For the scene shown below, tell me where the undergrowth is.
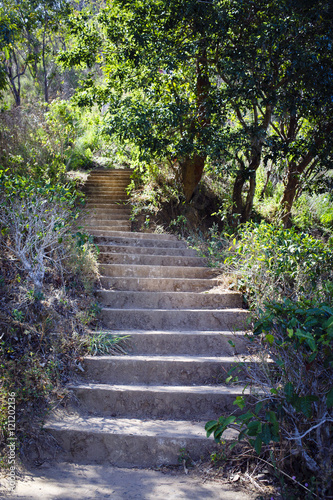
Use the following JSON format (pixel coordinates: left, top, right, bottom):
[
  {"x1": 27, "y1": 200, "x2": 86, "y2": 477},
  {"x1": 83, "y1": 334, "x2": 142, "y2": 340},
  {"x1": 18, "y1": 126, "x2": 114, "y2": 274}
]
[
  {"x1": 0, "y1": 170, "x2": 126, "y2": 467},
  {"x1": 200, "y1": 221, "x2": 333, "y2": 498}
]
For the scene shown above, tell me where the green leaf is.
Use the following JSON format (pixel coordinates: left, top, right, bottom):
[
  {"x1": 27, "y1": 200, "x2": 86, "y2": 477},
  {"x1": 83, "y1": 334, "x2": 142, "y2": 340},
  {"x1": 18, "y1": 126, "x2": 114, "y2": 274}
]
[
  {"x1": 205, "y1": 420, "x2": 217, "y2": 437},
  {"x1": 221, "y1": 415, "x2": 237, "y2": 427},
  {"x1": 233, "y1": 396, "x2": 246, "y2": 409},
  {"x1": 261, "y1": 423, "x2": 272, "y2": 444},
  {"x1": 266, "y1": 411, "x2": 277, "y2": 424},
  {"x1": 326, "y1": 388, "x2": 333, "y2": 408},
  {"x1": 214, "y1": 427, "x2": 225, "y2": 442},
  {"x1": 284, "y1": 382, "x2": 294, "y2": 402},
  {"x1": 254, "y1": 436, "x2": 262, "y2": 454},
  {"x1": 298, "y1": 396, "x2": 318, "y2": 418},
  {"x1": 255, "y1": 401, "x2": 263, "y2": 415},
  {"x1": 247, "y1": 420, "x2": 261, "y2": 436},
  {"x1": 265, "y1": 334, "x2": 274, "y2": 345}
]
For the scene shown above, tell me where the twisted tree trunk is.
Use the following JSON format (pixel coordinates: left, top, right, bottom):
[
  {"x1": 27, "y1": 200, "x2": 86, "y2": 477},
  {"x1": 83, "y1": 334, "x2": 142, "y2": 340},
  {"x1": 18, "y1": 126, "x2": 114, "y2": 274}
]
[{"x1": 181, "y1": 48, "x2": 210, "y2": 201}]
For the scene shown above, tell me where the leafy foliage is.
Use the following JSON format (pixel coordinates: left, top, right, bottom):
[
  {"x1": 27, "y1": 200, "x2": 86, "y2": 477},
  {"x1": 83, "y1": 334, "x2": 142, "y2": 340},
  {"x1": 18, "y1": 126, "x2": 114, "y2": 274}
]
[
  {"x1": 0, "y1": 169, "x2": 81, "y2": 292},
  {"x1": 58, "y1": 0, "x2": 333, "y2": 222},
  {"x1": 206, "y1": 299, "x2": 333, "y2": 496},
  {"x1": 224, "y1": 221, "x2": 333, "y2": 307}
]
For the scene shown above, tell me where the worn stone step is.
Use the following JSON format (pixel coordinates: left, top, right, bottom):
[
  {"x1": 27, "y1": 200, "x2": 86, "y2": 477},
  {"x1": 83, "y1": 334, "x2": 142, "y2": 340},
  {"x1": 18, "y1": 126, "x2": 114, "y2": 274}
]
[
  {"x1": 94, "y1": 235, "x2": 187, "y2": 249},
  {"x1": 83, "y1": 355, "x2": 249, "y2": 385},
  {"x1": 44, "y1": 415, "x2": 234, "y2": 467},
  {"x1": 85, "y1": 206, "x2": 131, "y2": 212},
  {"x1": 97, "y1": 244, "x2": 198, "y2": 257},
  {"x1": 86, "y1": 224, "x2": 131, "y2": 232},
  {"x1": 86, "y1": 175, "x2": 130, "y2": 180},
  {"x1": 92, "y1": 230, "x2": 178, "y2": 242},
  {"x1": 100, "y1": 276, "x2": 221, "y2": 291},
  {"x1": 85, "y1": 182, "x2": 129, "y2": 186},
  {"x1": 86, "y1": 194, "x2": 129, "y2": 198},
  {"x1": 97, "y1": 253, "x2": 206, "y2": 267},
  {"x1": 85, "y1": 203, "x2": 131, "y2": 210},
  {"x1": 85, "y1": 210, "x2": 132, "y2": 219},
  {"x1": 85, "y1": 181, "x2": 129, "y2": 186},
  {"x1": 89, "y1": 169, "x2": 132, "y2": 174},
  {"x1": 83, "y1": 188, "x2": 127, "y2": 193},
  {"x1": 121, "y1": 330, "x2": 249, "y2": 355},
  {"x1": 85, "y1": 215, "x2": 130, "y2": 223},
  {"x1": 85, "y1": 189, "x2": 129, "y2": 195},
  {"x1": 100, "y1": 307, "x2": 247, "y2": 330},
  {"x1": 85, "y1": 193, "x2": 129, "y2": 199},
  {"x1": 87, "y1": 196, "x2": 129, "y2": 202},
  {"x1": 84, "y1": 218, "x2": 130, "y2": 226},
  {"x1": 86, "y1": 185, "x2": 129, "y2": 189},
  {"x1": 69, "y1": 383, "x2": 249, "y2": 420},
  {"x1": 85, "y1": 211, "x2": 131, "y2": 218},
  {"x1": 100, "y1": 264, "x2": 215, "y2": 279},
  {"x1": 92, "y1": 226, "x2": 131, "y2": 232},
  {"x1": 97, "y1": 290, "x2": 242, "y2": 309},
  {"x1": 52, "y1": 329, "x2": 249, "y2": 356},
  {"x1": 83, "y1": 181, "x2": 128, "y2": 189}
]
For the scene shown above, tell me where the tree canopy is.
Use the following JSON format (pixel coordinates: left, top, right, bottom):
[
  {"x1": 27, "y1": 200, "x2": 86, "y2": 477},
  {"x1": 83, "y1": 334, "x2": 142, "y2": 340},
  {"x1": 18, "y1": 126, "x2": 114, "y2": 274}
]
[{"x1": 57, "y1": 0, "x2": 333, "y2": 224}]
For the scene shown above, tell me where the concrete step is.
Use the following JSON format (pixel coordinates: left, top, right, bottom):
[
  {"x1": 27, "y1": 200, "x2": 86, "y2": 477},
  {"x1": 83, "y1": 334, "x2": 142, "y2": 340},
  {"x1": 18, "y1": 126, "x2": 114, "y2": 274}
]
[
  {"x1": 88, "y1": 171, "x2": 131, "y2": 175},
  {"x1": 121, "y1": 330, "x2": 249, "y2": 355},
  {"x1": 100, "y1": 276, "x2": 221, "y2": 291},
  {"x1": 94, "y1": 235, "x2": 187, "y2": 249},
  {"x1": 85, "y1": 203, "x2": 131, "y2": 210},
  {"x1": 97, "y1": 290, "x2": 242, "y2": 309},
  {"x1": 44, "y1": 415, "x2": 235, "y2": 467},
  {"x1": 85, "y1": 179, "x2": 130, "y2": 184},
  {"x1": 87, "y1": 196, "x2": 129, "y2": 202},
  {"x1": 92, "y1": 230, "x2": 178, "y2": 242},
  {"x1": 85, "y1": 210, "x2": 132, "y2": 218},
  {"x1": 86, "y1": 224, "x2": 131, "y2": 232},
  {"x1": 97, "y1": 244, "x2": 198, "y2": 257},
  {"x1": 85, "y1": 189, "x2": 129, "y2": 195},
  {"x1": 97, "y1": 253, "x2": 206, "y2": 267},
  {"x1": 69, "y1": 383, "x2": 250, "y2": 420},
  {"x1": 85, "y1": 215, "x2": 130, "y2": 222},
  {"x1": 100, "y1": 307, "x2": 248, "y2": 330},
  {"x1": 83, "y1": 354, "x2": 250, "y2": 385},
  {"x1": 85, "y1": 181, "x2": 129, "y2": 186},
  {"x1": 92, "y1": 228, "x2": 131, "y2": 234},
  {"x1": 85, "y1": 185, "x2": 130, "y2": 191},
  {"x1": 85, "y1": 193, "x2": 129, "y2": 199},
  {"x1": 84, "y1": 219, "x2": 130, "y2": 227},
  {"x1": 88, "y1": 172, "x2": 132, "y2": 178},
  {"x1": 85, "y1": 203, "x2": 131, "y2": 209},
  {"x1": 100, "y1": 264, "x2": 215, "y2": 279}
]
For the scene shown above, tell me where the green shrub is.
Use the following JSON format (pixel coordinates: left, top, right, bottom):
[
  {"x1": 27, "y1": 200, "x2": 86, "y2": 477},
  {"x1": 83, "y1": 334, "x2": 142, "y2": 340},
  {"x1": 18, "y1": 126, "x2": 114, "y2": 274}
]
[
  {"x1": 292, "y1": 193, "x2": 333, "y2": 233},
  {"x1": 224, "y1": 222, "x2": 333, "y2": 308},
  {"x1": 0, "y1": 169, "x2": 82, "y2": 293},
  {"x1": 206, "y1": 299, "x2": 333, "y2": 497}
]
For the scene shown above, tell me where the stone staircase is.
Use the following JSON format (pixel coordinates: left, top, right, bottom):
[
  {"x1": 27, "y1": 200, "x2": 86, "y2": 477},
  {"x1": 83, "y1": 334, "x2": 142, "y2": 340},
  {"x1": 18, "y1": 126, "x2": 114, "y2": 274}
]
[{"x1": 45, "y1": 169, "x2": 250, "y2": 467}]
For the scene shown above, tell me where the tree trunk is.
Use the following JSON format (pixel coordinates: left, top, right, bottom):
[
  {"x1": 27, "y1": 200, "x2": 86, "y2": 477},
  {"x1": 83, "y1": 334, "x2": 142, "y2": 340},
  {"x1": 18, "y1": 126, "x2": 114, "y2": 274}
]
[
  {"x1": 181, "y1": 154, "x2": 206, "y2": 201},
  {"x1": 181, "y1": 47, "x2": 210, "y2": 201},
  {"x1": 259, "y1": 169, "x2": 271, "y2": 201},
  {"x1": 281, "y1": 123, "x2": 333, "y2": 227},
  {"x1": 232, "y1": 168, "x2": 246, "y2": 223},
  {"x1": 232, "y1": 152, "x2": 260, "y2": 224},
  {"x1": 231, "y1": 104, "x2": 272, "y2": 224},
  {"x1": 243, "y1": 171, "x2": 256, "y2": 222},
  {"x1": 281, "y1": 163, "x2": 301, "y2": 228}
]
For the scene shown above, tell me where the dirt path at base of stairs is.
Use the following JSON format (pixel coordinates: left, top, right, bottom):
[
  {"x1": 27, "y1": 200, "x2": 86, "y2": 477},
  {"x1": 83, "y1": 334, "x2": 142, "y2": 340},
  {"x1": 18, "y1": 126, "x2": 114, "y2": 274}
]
[{"x1": 3, "y1": 463, "x2": 257, "y2": 499}]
